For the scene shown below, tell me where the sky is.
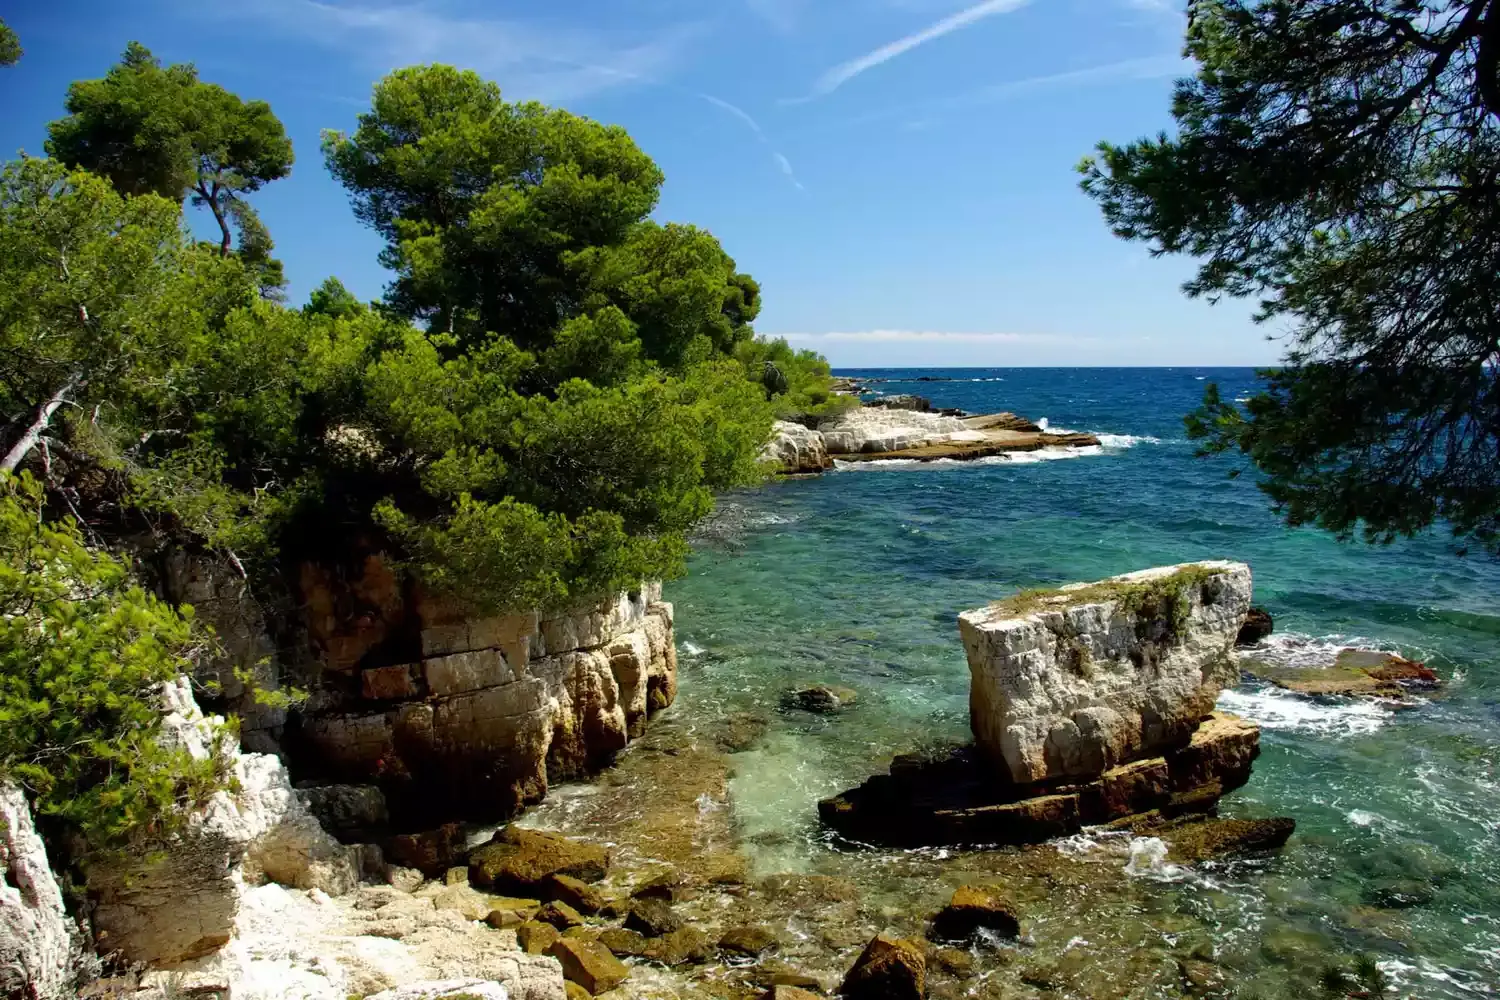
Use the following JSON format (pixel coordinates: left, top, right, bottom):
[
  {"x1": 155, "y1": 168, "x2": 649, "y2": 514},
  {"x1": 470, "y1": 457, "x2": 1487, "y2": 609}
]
[{"x1": 0, "y1": 0, "x2": 1282, "y2": 367}]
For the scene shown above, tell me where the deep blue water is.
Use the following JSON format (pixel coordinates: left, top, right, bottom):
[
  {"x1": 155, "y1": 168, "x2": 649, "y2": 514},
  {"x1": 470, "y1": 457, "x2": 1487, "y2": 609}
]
[{"x1": 658, "y1": 368, "x2": 1500, "y2": 997}]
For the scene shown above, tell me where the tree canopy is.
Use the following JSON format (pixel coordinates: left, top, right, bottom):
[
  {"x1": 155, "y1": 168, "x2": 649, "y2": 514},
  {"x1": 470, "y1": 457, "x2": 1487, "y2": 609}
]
[
  {"x1": 0, "y1": 18, "x2": 21, "y2": 66},
  {"x1": 47, "y1": 42, "x2": 293, "y2": 292},
  {"x1": 1081, "y1": 0, "x2": 1500, "y2": 553}
]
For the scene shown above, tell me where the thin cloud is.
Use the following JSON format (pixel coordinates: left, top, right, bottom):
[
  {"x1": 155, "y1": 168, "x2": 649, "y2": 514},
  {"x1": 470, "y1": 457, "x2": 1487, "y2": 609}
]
[
  {"x1": 700, "y1": 93, "x2": 805, "y2": 192},
  {"x1": 233, "y1": 0, "x2": 700, "y2": 102},
  {"x1": 780, "y1": 330, "x2": 1092, "y2": 343},
  {"x1": 805, "y1": 0, "x2": 1032, "y2": 99}
]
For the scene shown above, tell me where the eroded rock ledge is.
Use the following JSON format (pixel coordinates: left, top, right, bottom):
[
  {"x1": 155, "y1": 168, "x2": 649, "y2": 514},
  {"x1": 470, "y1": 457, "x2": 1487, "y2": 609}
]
[
  {"x1": 821, "y1": 563, "x2": 1293, "y2": 849},
  {"x1": 290, "y1": 578, "x2": 677, "y2": 828}
]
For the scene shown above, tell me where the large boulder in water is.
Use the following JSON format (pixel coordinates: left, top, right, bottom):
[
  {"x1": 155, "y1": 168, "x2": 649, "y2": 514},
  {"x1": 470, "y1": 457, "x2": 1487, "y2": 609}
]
[
  {"x1": 840, "y1": 932, "x2": 926, "y2": 1000},
  {"x1": 958, "y1": 562, "x2": 1252, "y2": 785}
]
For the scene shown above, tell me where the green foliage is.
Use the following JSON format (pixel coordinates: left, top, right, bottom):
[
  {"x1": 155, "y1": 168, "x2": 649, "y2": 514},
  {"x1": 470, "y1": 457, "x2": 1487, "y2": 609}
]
[
  {"x1": 995, "y1": 564, "x2": 1222, "y2": 643},
  {"x1": 0, "y1": 473, "x2": 231, "y2": 855},
  {"x1": 1081, "y1": 0, "x2": 1500, "y2": 554},
  {"x1": 735, "y1": 336, "x2": 857, "y2": 421},
  {"x1": 47, "y1": 42, "x2": 293, "y2": 262},
  {"x1": 304, "y1": 276, "x2": 367, "y2": 319},
  {"x1": 0, "y1": 17, "x2": 21, "y2": 66}
]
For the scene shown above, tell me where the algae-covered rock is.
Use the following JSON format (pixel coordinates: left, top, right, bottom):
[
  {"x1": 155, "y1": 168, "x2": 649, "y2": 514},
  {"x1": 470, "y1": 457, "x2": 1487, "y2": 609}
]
[
  {"x1": 518, "y1": 920, "x2": 561, "y2": 954},
  {"x1": 930, "y1": 885, "x2": 1021, "y2": 940},
  {"x1": 781, "y1": 685, "x2": 858, "y2": 714},
  {"x1": 624, "y1": 897, "x2": 683, "y2": 937},
  {"x1": 540, "y1": 873, "x2": 605, "y2": 915},
  {"x1": 720, "y1": 923, "x2": 779, "y2": 957},
  {"x1": 598, "y1": 926, "x2": 650, "y2": 957},
  {"x1": 760, "y1": 987, "x2": 822, "y2": 1000},
  {"x1": 536, "y1": 900, "x2": 585, "y2": 930},
  {"x1": 840, "y1": 932, "x2": 926, "y2": 1000},
  {"x1": 1244, "y1": 648, "x2": 1440, "y2": 697},
  {"x1": 470, "y1": 825, "x2": 608, "y2": 893},
  {"x1": 645, "y1": 926, "x2": 714, "y2": 966},
  {"x1": 547, "y1": 936, "x2": 630, "y2": 993}
]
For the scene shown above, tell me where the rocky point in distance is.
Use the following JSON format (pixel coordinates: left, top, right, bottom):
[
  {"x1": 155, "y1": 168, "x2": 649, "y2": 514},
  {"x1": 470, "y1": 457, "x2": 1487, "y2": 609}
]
[
  {"x1": 761, "y1": 384, "x2": 1100, "y2": 474},
  {"x1": 821, "y1": 561, "x2": 1297, "y2": 857}
]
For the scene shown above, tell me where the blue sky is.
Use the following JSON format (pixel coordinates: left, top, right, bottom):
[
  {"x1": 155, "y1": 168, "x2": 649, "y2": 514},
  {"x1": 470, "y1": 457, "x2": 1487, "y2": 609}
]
[{"x1": 0, "y1": 0, "x2": 1280, "y2": 366}]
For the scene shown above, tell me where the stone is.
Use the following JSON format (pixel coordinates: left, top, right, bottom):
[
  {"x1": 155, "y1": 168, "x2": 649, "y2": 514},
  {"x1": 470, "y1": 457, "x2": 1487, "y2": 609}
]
[
  {"x1": 716, "y1": 712, "x2": 770, "y2": 753},
  {"x1": 1, "y1": 782, "x2": 81, "y2": 1000},
  {"x1": 362, "y1": 663, "x2": 419, "y2": 700},
  {"x1": 926, "y1": 945, "x2": 975, "y2": 978},
  {"x1": 518, "y1": 921, "x2": 562, "y2": 955},
  {"x1": 546, "y1": 937, "x2": 630, "y2": 994},
  {"x1": 471, "y1": 826, "x2": 609, "y2": 894},
  {"x1": 780, "y1": 685, "x2": 858, "y2": 714},
  {"x1": 388, "y1": 866, "x2": 426, "y2": 893},
  {"x1": 719, "y1": 924, "x2": 779, "y2": 957},
  {"x1": 597, "y1": 927, "x2": 650, "y2": 957},
  {"x1": 1236, "y1": 607, "x2": 1274, "y2": 646},
  {"x1": 1244, "y1": 648, "x2": 1441, "y2": 698},
  {"x1": 930, "y1": 885, "x2": 1021, "y2": 940},
  {"x1": 760, "y1": 420, "x2": 834, "y2": 474},
  {"x1": 760, "y1": 989, "x2": 822, "y2": 1000},
  {"x1": 840, "y1": 932, "x2": 926, "y2": 1000},
  {"x1": 624, "y1": 897, "x2": 683, "y2": 937},
  {"x1": 432, "y1": 884, "x2": 496, "y2": 921},
  {"x1": 959, "y1": 562, "x2": 1252, "y2": 784},
  {"x1": 446, "y1": 866, "x2": 471, "y2": 886},
  {"x1": 386, "y1": 823, "x2": 470, "y2": 878},
  {"x1": 749, "y1": 962, "x2": 826, "y2": 992},
  {"x1": 366, "y1": 980, "x2": 510, "y2": 1000},
  {"x1": 1124, "y1": 814, "x2": 1297, "y2": 861},
  {"x1": 536, "y1": 900, "x2": 585, "y2": 930},
  {"x1": 298, "y1": 783, "x2": 389, "y2": 840},
  {"x1": 630, "y1": 870, "x2": 692, "y2": 902},
  {"x1": 541, "y1": 873, "x2": 605, "y2": 915},
  {"x1": 89, "y1": 679, "x2": 359, "y2": 967},
  {"x1": 820, "y1": 712, "x2": 1261, "y2": 847},
  {"x1": 564, "y1": 982, "x2": 591, "y2": 1000},
  {"x1": 644, "y1": 926, "x2": 713, "y2": 966}
]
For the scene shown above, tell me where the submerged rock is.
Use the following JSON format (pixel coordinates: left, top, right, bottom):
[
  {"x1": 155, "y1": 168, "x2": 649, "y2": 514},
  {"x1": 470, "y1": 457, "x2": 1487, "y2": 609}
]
[
  {"x1": 1244, "y1": 648, "x2": 1440, "y2": 698},
  {"x1": 719, "y1": 924, "x2": 780, "y2": 957},
  {"x1": 930, "y1": 885, "x2": 1021, "y2": 941},
  {"x1": 781, "y1": 684, "x2": 858, "y2": 714},
  {"x1": 961, "y1": 562, "x2": 1252, "y2": 785},
  {"x1": 624, "y1": 897, "x2": 683, "y2": 937},
  {"x1": 597, "y1": 926, "x2": 649, "y2": 957},
  {"x1": 469, "y1": 826, "x2": 609, "y2": 894},
  {"x1": 840, "y1": 932, "x2": 926, "y2": 1000},
  {"x1": 1121, "y1": 813, "x2": 1297, "y2": 861},
  {"x1": 644, "y1": 926, "x2": 714, "y2": 966},
  {"x1": 760, "y1": 987, "x2": 822, "y2": 1000},
  {"x1": 1236, "y1": 607, "x2": 1274, "y2": 646}
]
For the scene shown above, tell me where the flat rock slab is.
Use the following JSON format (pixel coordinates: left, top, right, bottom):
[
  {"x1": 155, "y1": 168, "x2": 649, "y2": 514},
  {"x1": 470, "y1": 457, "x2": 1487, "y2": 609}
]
[
  {"x1": 1243, "y1": 648, "x2": 1440, "y2": 698},
  {"x1": 818, "y1": 712, "x2": 1260, "y2": 848},
  {"x1": 835, "y1": 428, "x2": 1099, "y2": 463}
]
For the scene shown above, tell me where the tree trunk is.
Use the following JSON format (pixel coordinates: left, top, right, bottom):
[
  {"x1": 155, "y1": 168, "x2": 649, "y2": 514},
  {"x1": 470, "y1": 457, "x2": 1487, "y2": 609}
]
[
  {"x1": 197, "y1": 181, "x2": 233, "y2": 257},
  {"x1": 2, "y1": 374, "x2": 79, "y2": 474},
  {"x1": 1479, "y1": 0, "x2": 1500, "y2": 121}
]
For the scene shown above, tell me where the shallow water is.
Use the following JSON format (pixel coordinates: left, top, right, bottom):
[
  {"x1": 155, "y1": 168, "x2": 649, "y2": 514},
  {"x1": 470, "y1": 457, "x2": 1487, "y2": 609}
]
[{"x1": 570, "y1": 368, "x2": 1500, "y2": 997}]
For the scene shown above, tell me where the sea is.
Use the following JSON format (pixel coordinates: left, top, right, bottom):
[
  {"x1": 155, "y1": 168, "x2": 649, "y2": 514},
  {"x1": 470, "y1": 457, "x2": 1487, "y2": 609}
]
[{"x1": 571, "y1": 368, "x2": 1500, "y2": 997}]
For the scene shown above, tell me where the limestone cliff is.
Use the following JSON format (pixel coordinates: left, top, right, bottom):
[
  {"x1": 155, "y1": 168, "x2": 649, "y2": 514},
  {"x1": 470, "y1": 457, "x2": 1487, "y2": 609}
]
[
  {"x1": 290, "y1": 572, "x2": 677, "y2": 828},
  {"x1": 1, "y1": 782, "x2": 87, "y2": 1000}
]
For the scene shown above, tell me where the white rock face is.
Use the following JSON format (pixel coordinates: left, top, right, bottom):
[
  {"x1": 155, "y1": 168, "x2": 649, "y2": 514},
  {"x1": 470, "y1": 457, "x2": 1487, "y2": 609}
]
[
  {"x1": 1, "y1": 782, "x2": 82, "y2": 1000},
  {"x1": 819, "y1": 407, "x2": 971, "y2": 454},
  {"x1": 959, "y1": 562, "x2": 1252, "y2": 785},
  {"x1": 91, "y1": 679, "x2": 361, "y2": 966},
  {"x1": 139, "y1": 882, "x2": 565, "y2": 1000},
  {"x1": 760, "y1": 419, "x2": 832, "y2": 473},
  {"x1": 368, "y1": 981, "x2": 509, "y2": 1000}
]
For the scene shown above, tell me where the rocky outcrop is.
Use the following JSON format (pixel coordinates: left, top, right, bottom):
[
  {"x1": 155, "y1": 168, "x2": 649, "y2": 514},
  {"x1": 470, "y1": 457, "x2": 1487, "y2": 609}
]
[
  {"x1": 960, "y1": 562, "x2": 1252, "y2": 784},
  {"x1": 761, "y1": 420, "x2": 833, "y2": 474},
  {"x1": 929, "y1": 885, "x2": 1020, "y2": 941},
  {"x1": 90, "y1": 679, "x2": 361, "y2": 966},
  {"x1": 819, "y1": 712, "x2": 1263, "y2": 847},
  {"x1": 1242, "y1": 647, "x2": 1440, "y2": 698},
  {"x1": 292, "y1": 578, "x2": 677, "y2": 827},
  {"x1": 1, "y1": 782, "x2": 84, "y2": 1000},
  {"x1": 1236, "y1": 606, "x2": 1274, "y2": 646},
  {"x1": 821, "y1": 563, "x2": 1284, "y2": 850},
  {"x1": 820, "y1": 407, "x2": 973, "y2": 454}
]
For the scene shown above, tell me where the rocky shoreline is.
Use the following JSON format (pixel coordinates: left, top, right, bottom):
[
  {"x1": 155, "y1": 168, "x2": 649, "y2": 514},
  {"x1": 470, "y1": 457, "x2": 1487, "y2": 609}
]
[{"x1": 761, "y1": 395, "x2": 1100, "y2": 474}]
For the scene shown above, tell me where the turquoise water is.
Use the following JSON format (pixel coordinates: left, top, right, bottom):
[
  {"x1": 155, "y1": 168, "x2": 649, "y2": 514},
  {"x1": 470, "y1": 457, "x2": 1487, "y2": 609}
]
[{"x1": 665, "y1": 368, "x2": 1500, "y2": 997}]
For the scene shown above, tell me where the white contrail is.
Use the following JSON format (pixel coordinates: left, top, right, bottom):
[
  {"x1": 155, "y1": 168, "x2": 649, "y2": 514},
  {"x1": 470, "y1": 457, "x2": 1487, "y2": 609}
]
[{"x1": 809, "y1": 0, "x2": 1031, "y2": 97}]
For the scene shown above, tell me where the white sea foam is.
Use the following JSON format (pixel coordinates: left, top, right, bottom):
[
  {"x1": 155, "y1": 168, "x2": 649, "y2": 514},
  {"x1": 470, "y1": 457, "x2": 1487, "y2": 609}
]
[
  {"x1": 1050, "y1": 426, "x2": 1163, "y2": 449},
  {"x1": 681, "y1": 641, "x2": 706, "y2": 657},
  {"x1": 1216, "y1": 686, "x2": 1391, "y2": 735},
  {"x1": 1124, "y1": 837, "x2": 1191, "y2": 881},
  {"x1": 1235, "y1": 631, "x2": 1398, "y2": 670}
]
